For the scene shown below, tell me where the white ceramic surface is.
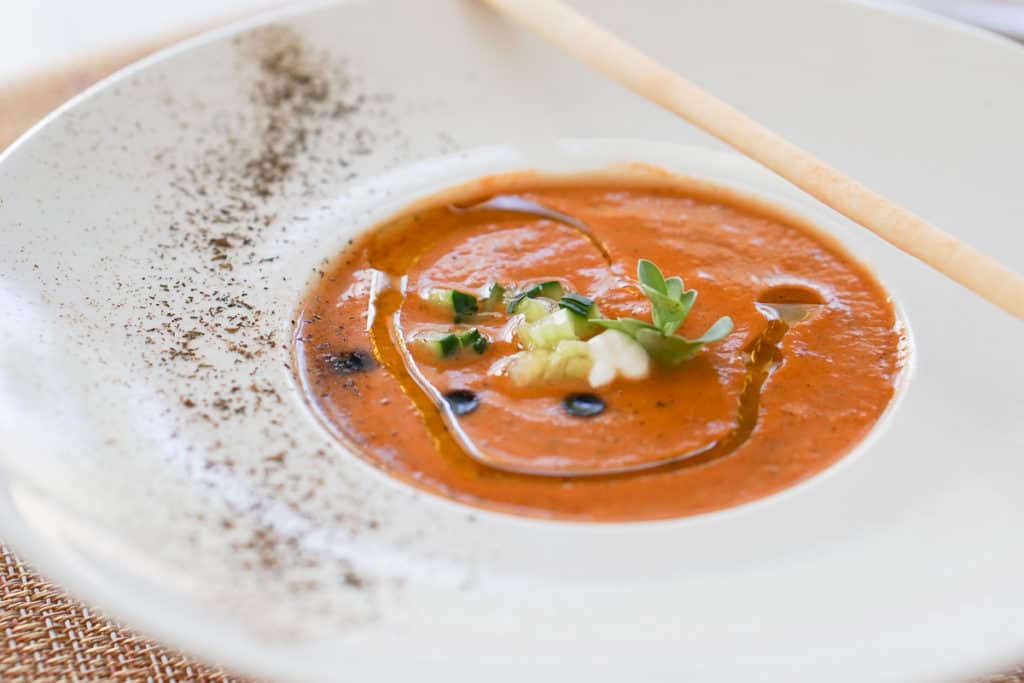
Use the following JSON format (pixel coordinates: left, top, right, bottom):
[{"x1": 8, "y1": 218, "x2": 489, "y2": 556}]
[{"x1": 1, "y1": 2, "x2": 1023, "y2": 682}]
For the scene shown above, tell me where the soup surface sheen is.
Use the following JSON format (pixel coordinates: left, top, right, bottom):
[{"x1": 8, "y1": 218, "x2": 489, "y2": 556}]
[{"x1": 294, "y1": 175, "x2": 902, "y2": 521}]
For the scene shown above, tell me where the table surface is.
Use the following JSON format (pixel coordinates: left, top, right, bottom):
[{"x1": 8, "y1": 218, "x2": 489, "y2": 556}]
[{"x1": 1, "y1": 7, "x2": 1022, "y2": 683}]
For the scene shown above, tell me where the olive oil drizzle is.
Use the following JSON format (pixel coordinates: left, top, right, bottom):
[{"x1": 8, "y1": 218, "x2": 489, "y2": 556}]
[
  {"x1": 451, "y1": 194, "x2": 612, "y2": 261},
  {"x1": 365, "y1": 196, "x2": 816, "y2": 480}
]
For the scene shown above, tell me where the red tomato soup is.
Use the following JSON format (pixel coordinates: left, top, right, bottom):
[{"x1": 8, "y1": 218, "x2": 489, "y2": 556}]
[{"x1": 293, "y1": 173, "x2": 903, "y2": 521}]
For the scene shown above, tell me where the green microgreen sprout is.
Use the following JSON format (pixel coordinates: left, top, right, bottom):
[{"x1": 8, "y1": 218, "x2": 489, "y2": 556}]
[{"x1": 590, "y1": 259, "x2": 733, "y2": 364}]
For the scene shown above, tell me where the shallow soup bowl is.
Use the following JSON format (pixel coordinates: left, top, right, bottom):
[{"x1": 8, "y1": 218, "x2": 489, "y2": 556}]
[{"x1": 0, "y1": 1, "x2": 1023, "y2": 682}]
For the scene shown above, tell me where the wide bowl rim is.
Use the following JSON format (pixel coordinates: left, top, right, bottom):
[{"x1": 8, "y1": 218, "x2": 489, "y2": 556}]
[{"x1": 1, "y1": 2, "x2": 1022, "y2": 682}]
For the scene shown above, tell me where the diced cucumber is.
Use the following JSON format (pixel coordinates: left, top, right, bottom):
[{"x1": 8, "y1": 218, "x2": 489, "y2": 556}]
[
  {"x1": 510, "y1": 329, "x2": 653, "y2": 388},
  {"x1": 537, "y1": 281, "x2": 565, "y2": 300},
  {"x1": 543, "y1": 341, "x2": 590, "y2": 382},
  {"x1": 569, "y1": 308, "x2": 601, "y2": 339},
  {"x1": 481, "y1": 283, "x2": 506, "y2": 311},
  {"x1": 458, "y1": 328, "x2": 489, "y2": 354},
  {"x1": 564, "y1": 356, "x2": 592, "y2": 380},
  {"x1": 451, "y1": 291, "x2": 479, "y2": 321},
  {"x1": 554, "y1": 340, "x2": 592, "y2": 380},
  {"x1": 413, "y1": 332, "x2": 461, "y2": 359},
  {"x1": 425, "y1": 289, "x2": 479, "y2": 322},
  {"x1": 505, "y1": 281, "x2": 565, "y2": 314},
  {"x1": 512, "y1": 296, "x2": 557, "y2": 323},
  {"x1": 517, "y1": 308, "x2": 574, "y2": 349},
  {"x1": 542, "y1": 351, "x2": 570, "y2": 382},
  {"x1": 517, "y1": 308, "x2": 601, "y2": 350},
  {"x1": 426, "y1": 289, "x2": 450, "y2": 309},
  {"x1": 412, "y1": 328, "x2": 489, "y2": 359},
  {"x1": 559, "y1": 293, "x2": 595, "y2": 317},
  {"x1": 507, "y1": 349, "x2": 551, "y2": 386},
  {"x1": 555, "y1": 339, "x2": 591, "y2": 357},
  {"x1": 558, "y1": 293, "x2": 602, "y2": 337},
  {"x1": 506, "y1": 340, "x2": 593, "y2": 386}
]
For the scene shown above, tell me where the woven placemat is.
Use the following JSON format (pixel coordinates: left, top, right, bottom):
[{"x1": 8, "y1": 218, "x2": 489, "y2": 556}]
[
  {"x1": 0, "y1": 17, "x2": 1022, "y2": 683},
  {"x1": 0, "y1": 545, "x2": 243, "y2": 682}
]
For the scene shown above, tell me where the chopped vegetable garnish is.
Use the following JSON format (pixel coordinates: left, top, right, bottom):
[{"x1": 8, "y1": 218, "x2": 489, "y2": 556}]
[
  {"x1": 558, "y1": 292, "x2": 595, "y2": 317},
  {"x1": 413, "y1": 327, "x2": 489, "y2": 359},
  {"x1": 505, "y1": 280, "x2": 565, "y2": 314},
  {"x1": 506, "y1": 350, "x2": 549, "y2": 386},
  {"x1": 507, "y1": 339, "x2": 593, "y2": 386},
  {"x1": 506, "y1": 292, "x2": 529, "y2": 315},
  {"x1": 518, "y1": 307, "x2": 600, "y2": 349},
  {"x1": 537, "y1": 280, "x2": 565, "y2": 300},
  {"x1": 511, "y1": 296, "x2": 557, "y2": 322},
  {"x1": 458, "y1": 328, "x2": 489, "y2": 354},
  {"x1": 414, "y1": 332, "x2": 461, "y2": 359},
  {"x1": 451, "y1": 290, "x2": 479, "y2": 322},
  {"x1": 426, "y1": 288, "x2": 480, "y2": 322},
  {"x1": 481, "y1": 283, "x2": 506, "y2": 311},
  {"x1": 591, "y1": 259, "x2": 733, "y2": 365}
]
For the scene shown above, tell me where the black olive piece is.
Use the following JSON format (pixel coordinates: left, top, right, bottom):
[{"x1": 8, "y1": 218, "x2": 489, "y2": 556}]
[
  {"x1": 563, "y1": 393, "x2": 605, "y2": 417},
  {"x1": 443, "y1": 390, "x2": 479, "y2": 416},
  {"x1": 324, "y1": 350, "x2": 375, "y2": 375}
]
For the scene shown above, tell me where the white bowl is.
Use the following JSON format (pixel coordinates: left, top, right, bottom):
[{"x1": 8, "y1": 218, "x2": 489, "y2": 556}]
[{"x1": 1, "y1": 2, "x2": 1022, "y2": 681}]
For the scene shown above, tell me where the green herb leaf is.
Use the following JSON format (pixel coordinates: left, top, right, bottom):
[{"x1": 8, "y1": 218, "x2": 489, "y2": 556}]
[
  {"x1": 588, "y1": 259, "x2": 733, "y2": 365},
  {"x1": 633, "y1": 328, "x2": 704, "y2": 365},
  {"x1": 665, "y1": 276, "x2": 684, "y2": 301},
  {"x1": 689, "y1": 316, "x2": 734, "y2": 344},
  {"x1": 559, "y1": 293, "x2": 595, "y2": 317},
  {"x1": 590, "y1": 317, "x2": 659, "y2": 337},
  {"x1": 639, "y1": 283, "x2": 686, "y2": 333},
  {"x1": 637, "y1": 259, "x2": 667, "y2": 294},
  {"x1": 637, "y1": 260, "x2": 699, "y2": 335},
  {"x1": 654, "y1": 288, "x2": 697, "y2": 336},
  {"x1": 633, "y1": 317, "x2": 733, "y2": 364},
  {"x1": 676, "y1": 289, "x2": 697, "y2": 326}
]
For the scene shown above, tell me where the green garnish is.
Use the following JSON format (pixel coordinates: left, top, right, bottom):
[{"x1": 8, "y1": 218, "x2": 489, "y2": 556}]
[
  {"x1": 559, "y1": 293, "x2": 595, "y2": 318},
  {"x1": 414, "y1": 327, "x2": 489, "y2": 359},
  {"x1": 591, "y1": 259, "x2": 733, "y2": 365},
  {"x1": 506, "y1": 292, "x2": 530, "y2": 314},
  {"x1": 451, "y1": 290, "x2": 479, "y2": 322},
  {"x1": 507, "y1": 340, "x2": 592, "y2": 386},
  {"x1": 481, "y1": 283, "x2": 506, "y2": 311},
  {"x1": 505, "y1": 281, "x2": 564, "y2": 314},
  {"x1": 518, "y1": 309, "x2": 583, "y2": 349},
  {"x1": 512, "y1": 296, "x2": 557, "y2": 322},
  {"x1": 458, "y1": 328, "x2": 489, "y2": 354},
  {"x1": 417, "y1": 332, "x2": 461, "y2": 359},
  {"x1": 537, "y1": 280, "x2": 565, "y2": 300},
  {"x1": 426, "y1": 288, "x2": 480, "y2": 322}
]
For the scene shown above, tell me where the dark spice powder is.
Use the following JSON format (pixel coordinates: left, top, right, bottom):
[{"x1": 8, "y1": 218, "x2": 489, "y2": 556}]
[{"x1": 142, "y1": 25, "x2": 401, "y2": 599}]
